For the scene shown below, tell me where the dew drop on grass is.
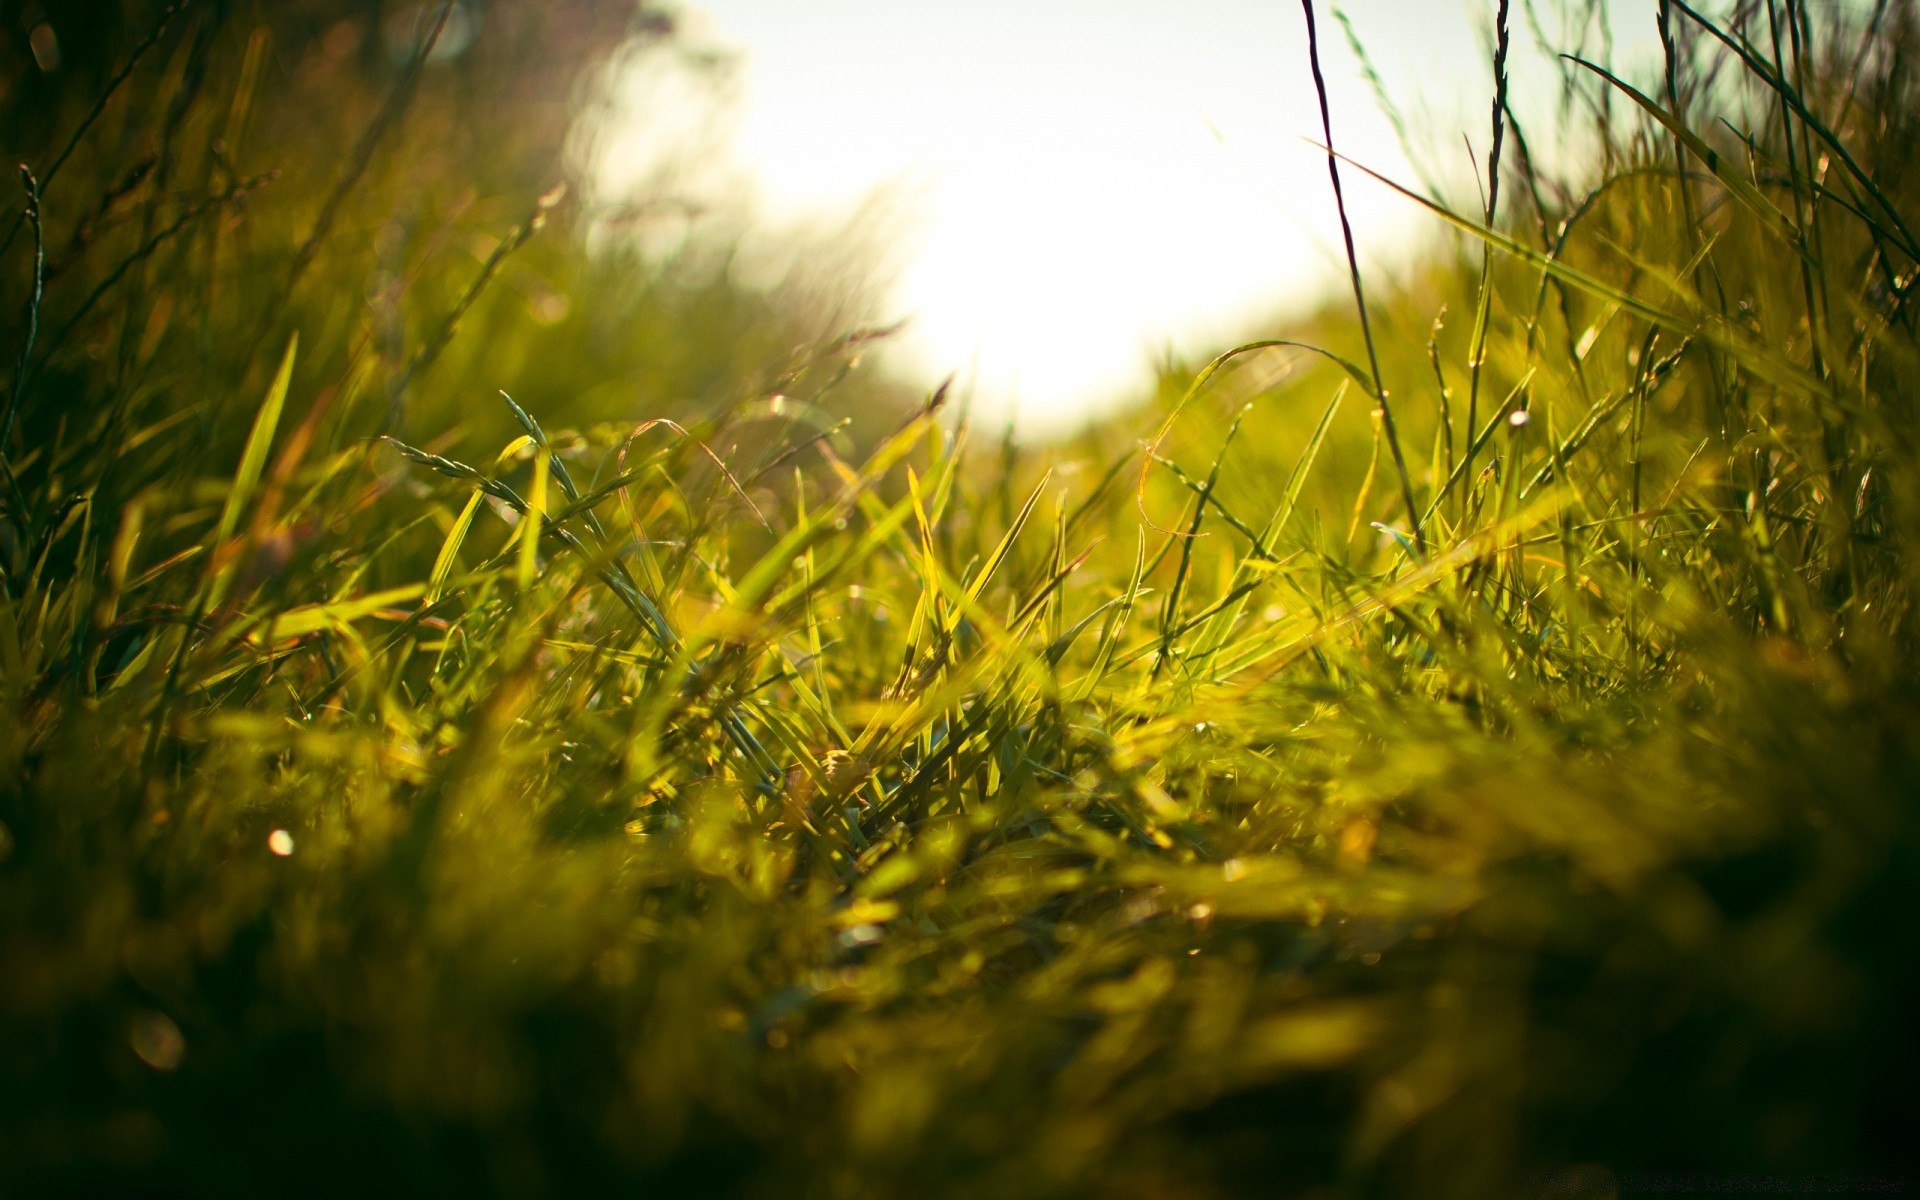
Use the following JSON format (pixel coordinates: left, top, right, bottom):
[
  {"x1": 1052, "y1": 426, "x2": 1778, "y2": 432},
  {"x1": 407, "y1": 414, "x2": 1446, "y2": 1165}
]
[
  {"x1": 267, "y1": 829, "x2": 295, "y2": 857},
  {"x1": 1509, "y1": 409, "x2": 1530, "y2": 427}
]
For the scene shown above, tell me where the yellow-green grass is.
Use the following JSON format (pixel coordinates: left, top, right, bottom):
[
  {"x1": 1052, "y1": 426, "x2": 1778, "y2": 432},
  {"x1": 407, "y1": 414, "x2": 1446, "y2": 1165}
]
[{"x1": 2, "y1": 2, "x2": 1916, "y2": 1196}]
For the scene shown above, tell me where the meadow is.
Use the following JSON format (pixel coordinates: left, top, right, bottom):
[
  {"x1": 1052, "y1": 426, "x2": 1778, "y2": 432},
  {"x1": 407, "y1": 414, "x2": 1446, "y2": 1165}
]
[{"x1": 1, "y1": 1, "x2": 1916, "y2": 1196}]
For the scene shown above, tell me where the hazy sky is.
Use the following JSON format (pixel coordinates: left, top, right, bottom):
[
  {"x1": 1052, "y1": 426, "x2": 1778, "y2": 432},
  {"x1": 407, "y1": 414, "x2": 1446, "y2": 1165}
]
[{"x1": 603, "y1": 1, "x2": 1664, "y2": 434}]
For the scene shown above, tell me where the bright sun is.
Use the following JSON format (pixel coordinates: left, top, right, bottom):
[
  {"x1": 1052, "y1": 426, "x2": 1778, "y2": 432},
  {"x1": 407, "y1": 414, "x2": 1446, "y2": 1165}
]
[{"x1": 599, "y1": 0, "x2": 1662, "y2": 435}]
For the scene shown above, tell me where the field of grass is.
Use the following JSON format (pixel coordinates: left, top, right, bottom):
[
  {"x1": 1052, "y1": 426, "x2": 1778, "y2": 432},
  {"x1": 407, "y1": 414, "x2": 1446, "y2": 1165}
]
[{"x1": 2, "y1": 1, "x2": 1917, "y2": 1196}]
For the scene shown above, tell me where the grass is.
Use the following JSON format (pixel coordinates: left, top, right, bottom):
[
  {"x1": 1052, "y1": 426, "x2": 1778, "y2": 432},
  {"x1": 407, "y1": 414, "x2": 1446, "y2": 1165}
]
[{"x1": 2, "y1": 1, "x2": 1917, "y2": 1196}]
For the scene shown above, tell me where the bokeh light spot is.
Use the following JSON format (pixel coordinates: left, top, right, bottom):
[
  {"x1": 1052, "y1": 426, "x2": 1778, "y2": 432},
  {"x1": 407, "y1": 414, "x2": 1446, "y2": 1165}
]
[{"x1": 129, "y1": 1011, "x2": 185, "y2": 1072}]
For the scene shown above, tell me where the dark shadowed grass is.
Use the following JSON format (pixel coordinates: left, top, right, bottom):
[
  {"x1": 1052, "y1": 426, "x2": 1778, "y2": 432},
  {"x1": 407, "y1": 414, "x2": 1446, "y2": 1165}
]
[{"x1": 2, "y1": 1, "x2": 1918, "y2": 1197}]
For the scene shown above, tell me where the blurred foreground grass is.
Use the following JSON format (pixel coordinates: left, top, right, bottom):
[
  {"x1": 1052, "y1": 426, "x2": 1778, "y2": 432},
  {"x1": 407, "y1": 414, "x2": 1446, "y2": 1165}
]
[{"x1": 2, "y1": 1, "x2": 1917, "y2": 1196}]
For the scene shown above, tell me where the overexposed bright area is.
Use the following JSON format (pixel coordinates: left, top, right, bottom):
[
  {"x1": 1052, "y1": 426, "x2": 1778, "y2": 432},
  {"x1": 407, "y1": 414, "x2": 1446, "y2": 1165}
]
[{"x1": 591, "y1": 1, "x2": 1664, "y2": 436}]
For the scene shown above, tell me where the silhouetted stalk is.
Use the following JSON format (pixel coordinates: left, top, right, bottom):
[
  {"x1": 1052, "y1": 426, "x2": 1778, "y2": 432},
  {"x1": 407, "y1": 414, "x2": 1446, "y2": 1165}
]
[
  {"x1": 2, "y1": 167, "x2": 44, "y2": 456},
  {"x1": 1766, "y1": 0, "x2": 1829, "y2": 383},
  {"x1": 1464, "y1": 0, "x2": 1512, "y2": 502},
  {"x1": 0, "y1": 3, "x2": 185, "y2": 260},
  {"x1": 1298, "y1": 0, "x2": 1423, "y2": 552}
]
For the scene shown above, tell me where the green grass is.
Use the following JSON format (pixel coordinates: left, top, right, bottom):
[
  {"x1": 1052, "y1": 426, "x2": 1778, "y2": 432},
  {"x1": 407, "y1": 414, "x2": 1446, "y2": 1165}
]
[{"x1": 2, "y1": 1, "x2": 1917, "y2": 1196}]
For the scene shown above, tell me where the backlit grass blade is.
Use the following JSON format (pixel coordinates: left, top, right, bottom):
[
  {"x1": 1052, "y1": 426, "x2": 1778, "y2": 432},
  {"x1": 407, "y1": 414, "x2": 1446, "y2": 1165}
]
[
  {"x1": 1334, "y1": 150, "x2": 1831, "y2": 402},
  {"x1": 214, "y1": 333, "x2": 298, "y2": 549},
  {"x1": 963, "y1": 470, "x2": 1049, "y2": 615},
  {"x1": 1189, "y1": 382, "x2": 1348, "y2": 668},
  {"x1": 1565, "y1": 56, "x2": 1797, "y2": 245},
  {"x1": 429, "y1": 488, "x2": 484, "y2": 603},
  {"x1": 255, "y1": 585, "x2": 428, "y2": 642},
  {"x1": 516, "y1": 450, "x2": 549, "y2": 592}
]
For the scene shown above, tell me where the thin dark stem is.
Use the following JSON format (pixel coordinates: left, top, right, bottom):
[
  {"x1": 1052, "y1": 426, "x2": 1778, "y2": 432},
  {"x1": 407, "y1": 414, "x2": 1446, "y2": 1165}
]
[
  {"x1": 0, "y1": 4, "x2": 185, "y2": 260},
  {"x1": 386, "y1": 185, "x2": 568, "y2": 428},
  {"x1": 1659, "y1": 0, "x2": 1740, "y2": 446},
  {"x1": 1766, "y1": 0, "x2": 1827, "y2": 381},
  {"x1": 284, "y1": 0, "x2": 457, "y2": 296},
  {"x1": 28, "y1": 174, "x2": 274, "y2": 399},
  {"x1": 1464, "y1": 0, "x2": 1512, "y2": 500},
  {"x1": 1298, "y1": 0, "x2": 1423, "y2": 551},
  {"x1": 1427, "y1": 310, "x2": 1455, "y2": 481},
  {"x1": 3, "y1": 167, "x2": 46, "y2": 456}
]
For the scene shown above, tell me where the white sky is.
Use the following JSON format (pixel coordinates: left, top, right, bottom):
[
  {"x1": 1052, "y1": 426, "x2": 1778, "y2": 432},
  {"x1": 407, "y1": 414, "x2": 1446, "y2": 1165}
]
[{"x1": 595, "y1": 0, "x2": 1665, "y2": 436}]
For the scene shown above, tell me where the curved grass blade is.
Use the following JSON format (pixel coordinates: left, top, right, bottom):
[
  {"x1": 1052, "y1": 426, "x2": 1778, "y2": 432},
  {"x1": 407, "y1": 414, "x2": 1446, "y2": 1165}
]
[{"x1": 209, "y1": 334, "x2": 298, "y2": 589}]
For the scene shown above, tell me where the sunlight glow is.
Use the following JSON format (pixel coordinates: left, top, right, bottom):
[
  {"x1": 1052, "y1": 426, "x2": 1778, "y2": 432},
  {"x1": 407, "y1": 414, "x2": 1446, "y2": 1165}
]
[{"x1": 605, "y1": 1, "x2": 1661, "y2": 434}]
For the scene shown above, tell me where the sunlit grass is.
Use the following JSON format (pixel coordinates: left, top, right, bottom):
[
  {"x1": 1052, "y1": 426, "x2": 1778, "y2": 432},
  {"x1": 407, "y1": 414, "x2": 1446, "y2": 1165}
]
[{"x1": 2, "y1": 2, "x2": 1916, "y2": 1196}]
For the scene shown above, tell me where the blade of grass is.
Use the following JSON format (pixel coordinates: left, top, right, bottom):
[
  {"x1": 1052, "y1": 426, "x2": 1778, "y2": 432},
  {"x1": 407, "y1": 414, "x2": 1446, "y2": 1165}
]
[
  {"x1": 212, "y1": 333, "x2": 297, "y2": 550},
  {"x1": 1300, "y1": 0, "x2": 1424, "y2": 551}
]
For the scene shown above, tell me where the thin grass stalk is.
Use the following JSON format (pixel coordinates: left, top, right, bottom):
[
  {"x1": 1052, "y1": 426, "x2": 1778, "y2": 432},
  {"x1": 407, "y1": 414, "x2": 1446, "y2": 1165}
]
[
  {"x1": 2, "y1": 168, "x2": 44, "y2": 458},
  {"x1": 1333, "y1": 5, "x2": 1446, "y2": 198},
  {"x1": 1765, "y1": 0, "x2": 1830, "y2": 384},
  {"x1": 386, "y1": 184, "x2": 568, "y2": 429},
  {"x1": 283, "y1": 0, "x2": 457, "y2": 297},
  {"x1": 0, "y1": 3, "x2": 185, "y2": 259},
  {"x1": 1674, "y1": 0, "x2": 1920, "y2": 262},
  {"x1": 1464, "y1": 0, "x2": 1513, "y2": 509},
  {"x1": 1299, "y1": 0, "x2": 1424, "y2": 552},
  {"x1": 1768, "y1": 0, "x2": 1855, "y2": 595},
  {"x1": 1428, "y1": 310, "x2": 1456, "y2": 481},
  {"x1": 1154, "y1": 405, "x2": 1251, "y2": 682},
  {"x1": 121, "y1": 7, "x2": 221, "y2": 385}
]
